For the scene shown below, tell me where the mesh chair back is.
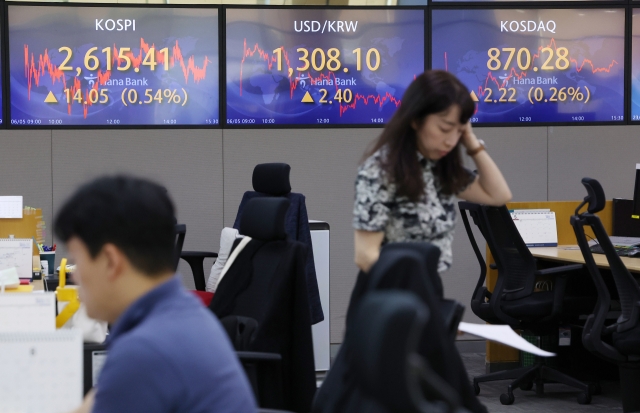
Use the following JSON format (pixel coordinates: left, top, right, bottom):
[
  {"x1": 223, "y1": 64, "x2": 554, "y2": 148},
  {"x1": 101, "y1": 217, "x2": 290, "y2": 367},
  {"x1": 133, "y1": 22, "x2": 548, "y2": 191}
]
[
  {"x1": 576, "y1": 177, "x2": 640, "y2": 332},
  {"x1": 458, "y1": 201, "x2": 501, "y2": 325},
  {"x1": 576, "y1": 209, "x2": 640, "y2": 333},
  {"x1": 571, "y1": 178, "x2": 640, "y2": 363},
  {"x1": 482, "y1": 206, "x2": 537, "y2": 301}
]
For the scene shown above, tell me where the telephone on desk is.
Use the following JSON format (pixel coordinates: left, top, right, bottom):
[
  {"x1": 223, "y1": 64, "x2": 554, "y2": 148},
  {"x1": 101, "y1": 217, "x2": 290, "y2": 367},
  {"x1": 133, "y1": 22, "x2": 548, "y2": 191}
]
[
  {"x1": 589, "y1": 244, "x2": 640, "y2": 258},
  {"x1": 43, "y1": 265, "x2": 75, "y2": 292}
]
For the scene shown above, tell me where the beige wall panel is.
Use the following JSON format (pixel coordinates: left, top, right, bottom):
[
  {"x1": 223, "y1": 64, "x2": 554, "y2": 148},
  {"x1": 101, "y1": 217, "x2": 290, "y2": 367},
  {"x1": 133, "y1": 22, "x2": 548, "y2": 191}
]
[
  {"x1": 223, "y1": 128, "x2": 377, "y2": 342},
  {"x1": 450, "y1": 127, "x2": 548, "y2": 324},
  {"x1": 0, "y1": 130, "x2": 53, "y2": 244},
  {"x1": 51, "y1": 129, "x2": 223, "y2": 289},
  {"x1": 548, "y1": 126, "x2": 640, "y2": 201}
]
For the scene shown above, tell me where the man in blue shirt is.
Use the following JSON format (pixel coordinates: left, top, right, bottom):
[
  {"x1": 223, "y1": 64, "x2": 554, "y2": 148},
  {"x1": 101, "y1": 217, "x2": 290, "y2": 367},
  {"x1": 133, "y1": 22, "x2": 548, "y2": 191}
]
[{"x1": 55, "y1": 175, "x2": 257, "y2": 413}]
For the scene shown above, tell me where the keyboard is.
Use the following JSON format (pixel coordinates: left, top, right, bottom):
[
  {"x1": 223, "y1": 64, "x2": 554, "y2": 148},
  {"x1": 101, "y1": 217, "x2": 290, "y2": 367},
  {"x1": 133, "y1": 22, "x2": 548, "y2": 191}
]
[{"x1": 589, "y1": 244, "x2": 640, "y2": 257}]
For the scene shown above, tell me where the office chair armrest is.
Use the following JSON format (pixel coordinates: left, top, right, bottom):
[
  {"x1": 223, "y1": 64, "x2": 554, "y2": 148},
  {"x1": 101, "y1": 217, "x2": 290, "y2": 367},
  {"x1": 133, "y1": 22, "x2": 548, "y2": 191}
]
[
  {"x1": 181, "y1": 251, "x2": 219, "y2": 259},
  {"x1": 236, "y1": 351, "x2": 282, "y2": 363},
  {"x1": 603, "y1": 323, "x2": 619, "y2": 336},
  {"x1": 548, "y1": 274, "x2": 569, "y2": 321},
  {"x1": 180, "y1": 251, "x2": 219, "y2": 291},
  {"x1": 440, "y1": 299, "x2": 465, "y2": 342},
  {"x1": 237, "y1": 352, "x2": 284, "y2": 410},
  {"x1": 583, "y1": 314, "x2": 595, "y2": 334},
  {"x1": 482, "y1": 288, "x2": 492, "y2": 300},
  {"x1": 535, "y1": 264, "x2": 583, "y2": 276},
  {"x1": 502, "y1": 287, "x2": 524, "y2": 295}
]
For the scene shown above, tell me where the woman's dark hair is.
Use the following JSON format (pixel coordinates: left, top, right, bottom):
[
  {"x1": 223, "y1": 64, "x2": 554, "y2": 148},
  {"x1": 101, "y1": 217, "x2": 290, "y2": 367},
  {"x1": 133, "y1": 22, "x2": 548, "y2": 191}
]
[
  {"x1": 364, "y1": 70, "x2": 475, "y2": 201},
  {"x1": 54, "y1": 175, "x2": 176, "y2": 277}
]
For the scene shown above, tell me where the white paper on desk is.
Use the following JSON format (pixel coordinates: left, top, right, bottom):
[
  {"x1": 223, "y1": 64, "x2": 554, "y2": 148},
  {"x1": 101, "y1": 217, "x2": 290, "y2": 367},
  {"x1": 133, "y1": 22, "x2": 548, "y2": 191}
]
[
  {"x1": 510, "y1": 210, "x2": 558, "y2": 247},
  {"x1": 0, "y1": 330, "x2": 82, "y2": 413},
  {"x1": 458, "y1": 322, "x2": 556, "y2": 357},
  {"x1": 0, "y1": 293, "x2": 56, "y2": 333},
  {"x1": 0, "y1": 239, "x2": 34, "y2": 280},
  {"x1": 0, "y1": 196, "x2": 23, "y2": 218}
]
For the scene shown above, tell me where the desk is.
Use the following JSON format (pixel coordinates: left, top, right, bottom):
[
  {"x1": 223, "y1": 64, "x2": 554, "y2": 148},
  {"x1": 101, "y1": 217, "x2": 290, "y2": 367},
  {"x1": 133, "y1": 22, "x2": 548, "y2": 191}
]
[{"x1": 530, "y1": 246, "x2": 640, "y2": 274}]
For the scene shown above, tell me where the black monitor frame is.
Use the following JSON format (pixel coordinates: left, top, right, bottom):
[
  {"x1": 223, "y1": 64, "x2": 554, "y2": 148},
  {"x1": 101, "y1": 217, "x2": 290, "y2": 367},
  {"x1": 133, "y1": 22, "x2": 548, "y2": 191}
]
[
  {"x1": 429, "y1": 4, "x2": 628, "y2": 127},
  {"x1": 221, "y1": 5, "x2": 428, "y2": 129},
  {"x1": 3, "y1": 2, "x2": 223, "y2": 130},
  {"x1": 0, "y1": 1, "x2": 640, "y2": 129}
]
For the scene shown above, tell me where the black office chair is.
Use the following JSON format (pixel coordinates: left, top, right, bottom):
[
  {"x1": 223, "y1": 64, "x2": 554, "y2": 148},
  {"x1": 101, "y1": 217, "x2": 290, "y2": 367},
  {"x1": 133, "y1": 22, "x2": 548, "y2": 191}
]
[
  {"x1": 209, "y1": 197, "x2": 316, "y2": 413},
  {"x1": 459, "y1": 205, "x2": 502, "y2": 326},
  {"x1": 315, "y1": 244, "x2": 484, "y2": 413},
  {"x1": 179, "y1": 163, "x2": 296, "y2": 291},
  {"x1": 232, "y1": 162, "x2": 323, "y2": 324},
  {"x1": 218, "y1": 315, "x2": 286, "y2": 411},
  {"x1": 571, "y1": 177, "x2": 640, "y2": 413},
  {"x1": 458, "y1": 201, "x2": 594, "y2": 405},
  {"x1": 180, "y1": 163, "x2": 323, "y2": 329},
  {"x1": 348, "y1": 290, "x2": 469, "y2": 413}
]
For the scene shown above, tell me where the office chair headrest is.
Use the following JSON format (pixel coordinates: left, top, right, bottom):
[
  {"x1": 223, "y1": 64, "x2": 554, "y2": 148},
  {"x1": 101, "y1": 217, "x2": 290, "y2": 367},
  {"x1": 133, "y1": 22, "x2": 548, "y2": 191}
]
[
  {"x1": 239, "y1": 198, "x2": 289, "y2": 241},
  {"x1": 379, "y1": 242, "x2": 443, "y2": 297},
  {"x1": 351, "y1": 291, "x2": 428, "y2": 411},
  {"x1": 252, "y1": 163, "x2": 292, "y2": 196},
  {"x1": 581, "y1": 177, "x2": 606, "y2": 213},
  {"x1": 368, "y1": 248, "x2": 431, "y2": 290}
]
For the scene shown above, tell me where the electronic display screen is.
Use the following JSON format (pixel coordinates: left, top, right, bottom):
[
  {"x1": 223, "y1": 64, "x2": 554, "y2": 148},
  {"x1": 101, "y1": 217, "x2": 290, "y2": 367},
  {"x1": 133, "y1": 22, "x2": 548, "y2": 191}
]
[
  {"x1": 431, "y1": 9, "x2": 625, "y2": 125},
  {"x1": 225, "y1": 8, "x2": 424, "y2": 126},
  {"x1": 8, "y1": 5, "x2": 219, "y2": 127},
  {"x1": 631, "y1": 9, "x2": 640, "y2": 122}
]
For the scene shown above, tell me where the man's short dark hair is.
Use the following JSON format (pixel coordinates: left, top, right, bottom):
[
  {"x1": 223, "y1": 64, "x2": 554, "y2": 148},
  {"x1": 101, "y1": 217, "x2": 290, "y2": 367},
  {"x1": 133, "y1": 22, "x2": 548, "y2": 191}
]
[{"x1": 54, "y1": 175, "x2": 176, "y2": 276}]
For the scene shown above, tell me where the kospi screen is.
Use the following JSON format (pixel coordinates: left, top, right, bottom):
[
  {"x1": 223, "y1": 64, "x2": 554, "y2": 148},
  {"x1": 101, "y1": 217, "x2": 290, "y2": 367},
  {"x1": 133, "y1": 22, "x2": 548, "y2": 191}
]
[
  {"x1": 225, "y1": 8, "x2": 425, "y2": 127},
  {"x1": 8, "y1": 5, "x2": 219, "y2": 127},
  {"x1": 431, "y1": 9, "x2": 625, "y2": 125}
]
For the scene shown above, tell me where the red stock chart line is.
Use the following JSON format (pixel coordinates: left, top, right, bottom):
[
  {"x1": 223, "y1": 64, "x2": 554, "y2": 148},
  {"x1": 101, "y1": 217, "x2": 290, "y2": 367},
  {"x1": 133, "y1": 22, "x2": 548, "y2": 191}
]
[
  {"x1": 443, "y1": 38, "x2": 619, "y2": 98},
  {"x1": 239, "y1": 39, "x2": 401, "y2": 116},
  {"x1": 23, "y1": 38, "x2": 211, "y2": 117}
]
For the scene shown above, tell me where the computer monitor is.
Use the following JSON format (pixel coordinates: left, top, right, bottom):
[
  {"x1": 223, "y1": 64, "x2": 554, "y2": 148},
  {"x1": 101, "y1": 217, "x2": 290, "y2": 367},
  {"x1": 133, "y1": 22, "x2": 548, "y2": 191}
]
[{"x1": 613, "y1": 199, "x2": 640, "y2": 237}]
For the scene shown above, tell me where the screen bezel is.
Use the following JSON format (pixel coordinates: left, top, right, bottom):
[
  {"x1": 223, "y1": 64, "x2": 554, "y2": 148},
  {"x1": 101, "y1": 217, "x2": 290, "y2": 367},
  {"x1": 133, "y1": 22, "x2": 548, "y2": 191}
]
[
  {"x1": 1, "y1": 2, "x2": 639, "y2": 129},
  {"x1": 429, "y1": 4, "x2": 628, "y2": 127},
  {"x1": 3, "y1": 1, "x2": 223, "y2": 130},
  {"x1": 222, "y1": 5, "x2": 428, "y2": 129}
]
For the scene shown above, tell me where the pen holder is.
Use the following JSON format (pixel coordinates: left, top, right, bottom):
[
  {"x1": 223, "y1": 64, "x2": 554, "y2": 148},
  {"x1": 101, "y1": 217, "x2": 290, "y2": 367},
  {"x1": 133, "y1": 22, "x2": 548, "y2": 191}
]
[{"x1": 40, "y1": 251, "x2": 55, "y2": 275}]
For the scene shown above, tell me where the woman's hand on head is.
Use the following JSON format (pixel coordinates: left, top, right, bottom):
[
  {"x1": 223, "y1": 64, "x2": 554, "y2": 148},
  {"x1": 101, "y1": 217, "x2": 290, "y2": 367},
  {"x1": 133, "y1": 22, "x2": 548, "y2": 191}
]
[{"x1": 460, "y1": 122, "x2": 480, "y2": 151}]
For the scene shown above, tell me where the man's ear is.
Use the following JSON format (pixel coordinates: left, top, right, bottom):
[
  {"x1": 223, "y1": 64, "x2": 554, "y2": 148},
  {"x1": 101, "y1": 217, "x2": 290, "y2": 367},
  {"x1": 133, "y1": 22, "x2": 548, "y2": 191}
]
[{"x1": 101, "y1": 243, "x2": 127, "y2": 281}]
